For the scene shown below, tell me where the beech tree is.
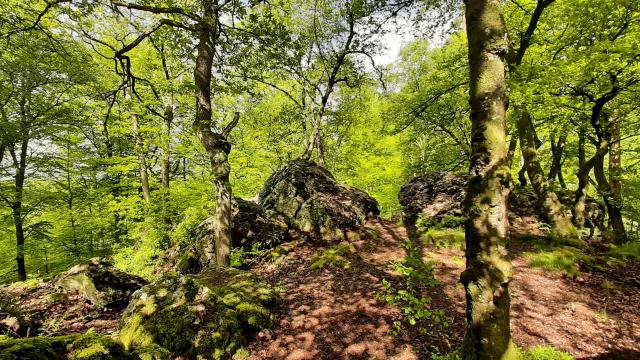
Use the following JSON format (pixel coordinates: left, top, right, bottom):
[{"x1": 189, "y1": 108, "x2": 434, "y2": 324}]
[{"x1": 460, "y1": 0, "x2": 516, "y2": 358}]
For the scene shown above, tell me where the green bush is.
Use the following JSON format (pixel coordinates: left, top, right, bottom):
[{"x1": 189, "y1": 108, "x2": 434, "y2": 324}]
[{"x1": 609, "y1": 241, "x2": 640, "y2": 260}]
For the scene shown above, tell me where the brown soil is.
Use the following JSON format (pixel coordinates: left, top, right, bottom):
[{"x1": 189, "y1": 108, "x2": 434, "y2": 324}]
[
  {"x1": 3, "y1": 219, "x2": 639, "y2": 360},
  {"x1": 247, "y1": 219, "x2": 640, "y2": 360}
]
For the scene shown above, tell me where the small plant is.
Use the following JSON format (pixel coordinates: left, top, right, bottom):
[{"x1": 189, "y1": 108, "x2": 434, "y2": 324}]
[
  {"x1": 438, "y1": 215, "x2": 465, "y2": 229},
  {"x1": 309, "y1": 243, "x2": 355, "y2": 270},
  {"x1": 376, "y1": 241, "x2": 447, "y2": 335},
  {"x1": 594, "y1": 309, "x2": 609, "y2": 321},
  {"x1": 423, "y1": 228, "x2": 465, "y2": 250}
]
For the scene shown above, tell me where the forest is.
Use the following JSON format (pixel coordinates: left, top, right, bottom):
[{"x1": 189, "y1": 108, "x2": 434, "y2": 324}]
[{"x1": 0, "y1": 0, "x2": 639, "y2": 359}]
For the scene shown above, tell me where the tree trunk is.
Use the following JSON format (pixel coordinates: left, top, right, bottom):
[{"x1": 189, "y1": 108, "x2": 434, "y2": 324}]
[
  {"x1": 517, "y1": 110, "x2": 580, "y2": 246},
  {"x1": 193, "y1": 1, "x2": 233, "y2": 267},
  {"x1": 593, "y1": 119, "x2": 626, "y2": 243},
  {"x1": 608, "y1": 121, "x2": 626, "y2": 243},
  {"x1": 460, "y1": 1, "x2": 517, "y2": 359},
  {"x1": 506, "y1": 134, "x2": 517, "y2": 170},
  {"x1": 548, "y1": 129, "x2": 567, "y2": 185},
  {"x1": 13, "y1": 131, "x2": 29, "y2": 281},
  {"x1": 162, "y1": 102, "x2": 173, "y2": 189},
  {"x1": 125, "y1": 86, "x2": 151, "y2": 202},
  {"x1": 573, "y1": 129, "x2": 588, "y2": 227}
]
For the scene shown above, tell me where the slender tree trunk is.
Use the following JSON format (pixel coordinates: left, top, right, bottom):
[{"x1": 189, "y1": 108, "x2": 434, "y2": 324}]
[
  {"x1": 125, "y1": 86, "x2": 151, "y2": 202},
  {"x1": 608, "y1": 122, "x2": 626, "y2": 243},
  {"x1": 517, "y1": 110, "x2": 580, "y2": 245},
  {"x1": 193, "y1": 1, "x2": 234, "y2": 267},
  {"x1": 548, "y1": 129, "x2": 567, "y2": 185},
  {"x1": 573, "y1": 129, "x2": 588, "y2": 227},
  {"x1": 66, "y1": 136, "x2": 80, "y2": 258},
  {"x1": 460, "y1": 2, "x2": 516, "y2": 359},
  {"x1": 12, "y1": 131, "x2": 29, "y2": 281},
  {"x1": 593, "y1": 120, "x2": 626, "y2": 243},
  {"x1": 162, "y1": 102, "x2": 173, "y2": 189},
  {"x1": 506, "y1": 134, "x2": 517, "y2": 170}
]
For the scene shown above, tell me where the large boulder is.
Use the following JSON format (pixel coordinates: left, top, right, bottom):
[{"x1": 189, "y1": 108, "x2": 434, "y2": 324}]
[
  {"x1": 119, "y1": 268, "x2": 278, "y2": 359},
  {"x1": 399, "y1": 171, "x2": 467, "y2": 221},
  {"x1": 399, "y1": 171, "x2": 605, "y2": 231},
  {"x1": 55, "y1": 258, "x2": 147, "y2": 308},
  {"x1": 258, "y1": 159, "x2": 380, "y2": 240},
  {"x1": 196, "y1": 198, "x2": 289, "y2": 257}
]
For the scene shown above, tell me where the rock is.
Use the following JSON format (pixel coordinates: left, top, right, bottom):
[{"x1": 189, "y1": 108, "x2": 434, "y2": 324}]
[
  {"x1": 399, "y1": 172, "x2": 467, "y2": 221},
  {"x1": 0, "y1": 333, "x2": 136, "y2": 360},
  {"x1": 119, "y1": 268, "x2": 278, "y2": 359},
  {"x1": 55, "y1": 258, "x2": 147, "y2": 308},
  {"x1": 196, "y1": 198, "x2": 289, "y2": 259},
  {"x1": 399, "y1": 171, "x2": 605, "y2": 231},
  {"x1": 0, "y1": 292, "x2": 33, "y2": 337},
  {"x1": 258, "y1": 159, "x2": 380, "y2": 240}
]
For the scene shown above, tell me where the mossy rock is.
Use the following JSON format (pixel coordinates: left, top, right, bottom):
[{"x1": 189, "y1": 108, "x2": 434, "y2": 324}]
[
  {"x1": 0, "y1": 333, "x2": 135, "y2": 360},
  {"x1": 119, "y1": 268, "x2": 278, "y2": 360},
  {"x1": 55, "y1": 258, "x2": 147, "y2": 308},
  {"x1": 196, "y1": 198, "x2": 289, "y2": 266},
  {"x1": 259, "y1": 159, "x2": 379, "y2": 240}
]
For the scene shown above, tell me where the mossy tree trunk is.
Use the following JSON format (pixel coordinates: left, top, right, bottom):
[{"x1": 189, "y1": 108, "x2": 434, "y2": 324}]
[
  {"x1": 460, "y1": 1, "x2": 517, "y2": 359},
  {"x1": 548, "y1": 129, "x2": 567, "y2": 188},
  {"x1": 593, "y1": 119, "x2": 626, "y2": 243},
  {"x1": 193, "y1": 1, "x2": 236, "y2": 267},
  {"x1": 517, "y1": 110, "x2": 581, "y2": 245},
  {"x1": 608, "y1": 121, "x2": 626, "y2": 243},
  {"x1": 125, "y1": 84, "x2": 151, "y2": 203}
]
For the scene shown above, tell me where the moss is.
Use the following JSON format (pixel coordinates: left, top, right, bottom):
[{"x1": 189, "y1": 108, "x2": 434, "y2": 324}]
[
  {"x1": 176, "y1": 251, "x2": 202, "y2": 274},
  {"x1": 0, "y1": 333, "x2": 134, "y2": 360},
  {"x1": 119, "y1": 268, "x2": 277, "y2": 360},
  {"x1": 309, "y1": 243, "x2": 355, "y2": 270},
  {"x1": 524, "y1": 246, "x2": 590, "y2": 278}
]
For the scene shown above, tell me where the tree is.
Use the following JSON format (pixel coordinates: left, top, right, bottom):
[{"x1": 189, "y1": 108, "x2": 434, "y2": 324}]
[
  {"x1": 460, "y1": 0, "x2": 517, "y2": 359},
  {"x1": 106, "y1": 0, "x2": 253, "y2": 266}
]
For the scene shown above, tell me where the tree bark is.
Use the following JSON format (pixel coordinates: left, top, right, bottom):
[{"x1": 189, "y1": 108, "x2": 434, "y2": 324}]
[
  {"x1": 193, "y1": 1, "x2": 234, "y2": 267},
  {"x1": 573, "y1": 129, "x2": 588, "y2": 227},
  {"x1": 593, "y1": 119, "x2": 626, "y2": 243},
  {"x1": 12, "y1": 123, "x2": 29, "y2": 281},
  {"x1": 517, "y1": 110, "x2": 581, "y2": 245},
  {"x1": 161, "y1": 102, "x2": 173, "y2": 189},
  {"x1": 125, "y1": 85, "x2": 151, "y2": 202},
  {"x1": 460, "y1": 1, "x2": 517, "y2": 359},
  {"x1": 548, "y1": 129, "x2": 567, "y2": 186},
  {"x1": 608, "y1": 121, "x2": 626, "y2": 243}
]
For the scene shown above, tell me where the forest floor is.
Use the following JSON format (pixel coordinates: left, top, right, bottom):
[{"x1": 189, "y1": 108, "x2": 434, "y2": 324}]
[
  {"x1": 246, "y1": 218, "x2": 640, "y2": 360},
  {"x1": 4, "y1": 218, "x2": 640, "y2": 360}
]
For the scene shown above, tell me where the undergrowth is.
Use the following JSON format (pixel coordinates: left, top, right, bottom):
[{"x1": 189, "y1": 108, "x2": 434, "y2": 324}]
[
  {"x1": 309, "y1": 243, "x2": 355, "y2": 270},
  {"x1": 431, "y1": 345, "x2": 574, "y2": 360},
  {"x1": 376, "y1": 240, "x2": 448, "y2": 335}
]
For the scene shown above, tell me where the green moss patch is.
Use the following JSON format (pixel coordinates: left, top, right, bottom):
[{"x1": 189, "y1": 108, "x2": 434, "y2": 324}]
[
  {"x1": 119, "y1": 268, "x2": 278, "y2": 360},
  {"x1": 524, "y1": 246, "x2": 590, "y2": 278},
  {"x1": 0, "y1": 333, "x2": 134, "y2": 360},
  {"x1": 309, "y1": 243, "x2": 356, "y2": 270}
]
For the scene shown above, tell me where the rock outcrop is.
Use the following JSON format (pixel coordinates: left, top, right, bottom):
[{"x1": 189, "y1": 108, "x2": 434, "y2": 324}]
[
  {"x1": 196, "y1": 198, "x2": 289, "y2": 257},
  {"x1": 55, "y1": 258, "x2": 147, "y2": 308},
  {"x1": 258, "y1": 159, "x2": 380, "y2": 240},
  {"x1": 119, "y1": 268, "x2": 278, "y2": 359},
  {"x1": 399, "y1": 171, "x2": 605, "y2": 232},
  {"x1": 399, "y1": 171, "x2": 467, "y2": 221}
]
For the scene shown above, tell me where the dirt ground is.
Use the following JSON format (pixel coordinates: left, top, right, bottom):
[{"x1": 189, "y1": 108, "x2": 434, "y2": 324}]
[
  {"x1": 4, "y1": 218, "x2": 639, "y2": 359},
  {"x1": 247, "y1": 219, "x2": 640, "y2": 360}
]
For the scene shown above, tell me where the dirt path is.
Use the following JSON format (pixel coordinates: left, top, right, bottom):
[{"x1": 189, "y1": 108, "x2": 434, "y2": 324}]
[{"x1": 248, "y1": 219, "x2": 640, "y2": 360}]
